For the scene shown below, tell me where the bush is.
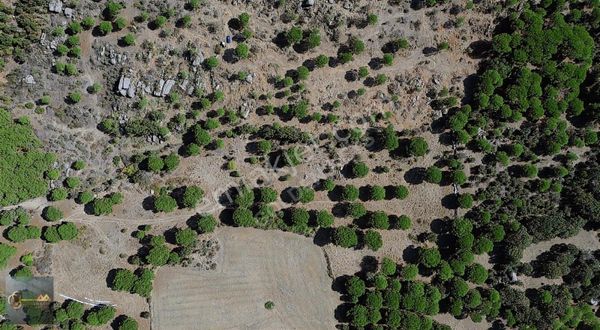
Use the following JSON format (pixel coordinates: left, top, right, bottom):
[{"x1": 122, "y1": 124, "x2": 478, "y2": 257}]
[
  {"x1": 175, "y1": 228, "x2": 197, "y2": 247},
  {"x1": 204, "y1": 56, "x2": 219, "y2": 70},
  {"x1": 121, "y1": 33, "x2": 135, "y2": 46},
  {"x1": 116, "y1": 316, "x2": 138, "y2": 330},
  {"x1": 369, "y1": 211, "x2": 389, "y2": 229},
  {"x1": 290, "y1": 208, "x2": 309, "y2": 227},
  {"x1": 85, "y1": 305, "x2": 115, "y2": 326},
  {"x1": 113, "y1": 17, "x2": 127, "y2": 30},
  {"x1": 409, "y1": 137, "x2": 428, "y2": 156},
  {"x1": 146, "y1": 155, "x2": 164, "y2": 173},
  {"x1": 333, "y1": 226, "x2": 358, "y2": 248},
  {"x1": 315, "y1": 54, "x2": 329, "y2": 68},
  {"x1": 49, "y1": 188, "x2": 68, "y2": 201},
  {"x1": 342, "y1": 185, "x2": 359, "y2": 201},
  {"x1": 316, "y1": 210, "x2": 334, "y2": 228},
  {"x1": 393, "y1": 185, "x2": 409, "y2": 199},
  {"x1": 42, "y1": 206, "x2": 63, "y2": 222},
  {"x1": 370, "y1": 185, "x2": 386, "y2": 200},
  {"x1": 182, "y1": 185, "x2": 204, "y2": 208},
  {"x1": 57, "y1": 222, "x2": 78, "y2": 240},
  {"x1": 197, "y1": 214, "x2": 217, "y2": 233},
  {"x1": 98, "y1": 21, "x2": 113, "y2": 35},
  {"x1": 297, "y1": 66, "x2": 309, "y2": 80},
  {"x1": 153, "y1": 16, "x2": 167, "y2": 28},
  {"x1": 68, "y1": 91, "x2": 82, "y2": 103},
  {"x1": 0, "y1": 243, "x2": 16, "y2": 269},
  {"x1": 425, "y1": 166, "x2": 442, "y2": 184},
  {"x1": 457, "y1": 194, "x2": 474, "y2": 209},
  {"x1": 346, "y1": 202, "x2": 367, "y2": 218},
  {"x1": 233, "y1": 208, "x2": 255, "y2": 227},
  {"x1": 296, "y1": 187, "x2": 314, "y2": 203},
  {"x1": 64, "y1": 177, "x2": 80, "y2": 189},
  {"x1": 346, "y1": 276, "x2": 365, "y2": 302},
  {"x1": 419, "y1": 247, "x2": 441, "y2": 268},
  {"x1": 397, "y1": 215, "x2": 412, "y2": 230},
  {"x1": 286, "y1": 26, "x2": 303, "y2": 45},
  {"x1": 259, "y1": 187, "x2": 278, "y2": 203},
  {"x1": 235, "y1": 43, "x2": 250, "y2": 59},
  {"x1": 154, "y1": 194, "x2": 177, "y2": 213},
  {"x1": 351, "y1": 161, "x2": 369, "y2": 178},
  {"x1": 401, "y1": 264, "x2": 418, "y2": 280},
  {"x1": 364, "y1": 230, "x2": 382, "y2": 251}
]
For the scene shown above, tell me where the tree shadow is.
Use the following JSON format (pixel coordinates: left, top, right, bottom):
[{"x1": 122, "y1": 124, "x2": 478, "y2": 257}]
[
  {"x1": 313, "y1": 227, "x2": 332, "y2": 247},
  {"x1": 404, "y1": 167, "x2": 425, "y2": 185},
  {"x1": 441, "y1": 194, "x2": 458, "y2": 209},
  {"x1": 402, "y1": 245, "x2": 420, "y2": 264}
]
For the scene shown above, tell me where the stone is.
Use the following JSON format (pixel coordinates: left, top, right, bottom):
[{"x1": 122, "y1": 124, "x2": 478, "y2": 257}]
[
  {"x1": 161, "y1": 79, "x2": 176, "y2": 96},
  {"x1": 48, "y1": 0, "x2": 63, "y2": 13},
  {"x1": 24, "y1": 75, "x2": 36, "y2": 84},
  {"x1": 304, "y1": 0, "x2": 315, "y2": 6},
  {"x1": 63, "y1": 7, "x2": 73, "y2": 18},
  {"x1": 154, "y1": 79, "x2": 165, "y2": 97}
]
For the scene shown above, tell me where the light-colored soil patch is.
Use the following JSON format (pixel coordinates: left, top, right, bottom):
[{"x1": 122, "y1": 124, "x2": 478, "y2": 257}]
[
  {"x1": 521, "y1": 229, "x2": 600, "y2": 263},
  {"x1": 151, "y1": 227, "x2": 339, "y2": 330}
]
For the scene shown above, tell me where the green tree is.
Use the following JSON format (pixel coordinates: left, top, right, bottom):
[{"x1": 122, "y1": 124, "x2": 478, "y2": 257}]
[
  {"x1": 425, "y1": 166, "x2": 443, "y2": 184},
  {"x1": 346, "y1": 276, "x2": 366, "y2": 302},
  {"x1": 409, "y1": 137, "x2": 429, "y2": 156},
  {"x1": 235, "y1": 43, "x2": 250, "y2": 59},
  {"x1": 342, "y1": 185, "x2": 359, "y2": 201},
  {"x1": 196, "y1": 214, "x2": 217, "y2": 233},
  {"x1": 333, "y1": 226, "x2": 358, "y2": 248},
  {"x1": 316, "y1": 210, "x2": 334, "y2": 228},
  {"x1": 154, "y1": 194, "x2": 177, "y2": 213},
  {"x1": 351, "y1": 161, "x2": 369, "y2": 178},
  {"x1": 175, "y1": 228, "x2": 197, "y2": 247},
  {"x1": 233, "y1": 208, "x2": 255, "y2": 227},
  {"x1": 116, "y1": 316, "x2": 138, "y2": 330},
  {"x1": 369, "y1": 211, "x2": 389, "y2": 229},
  {"x1": 296, "y1": 187, "x2": 314, "y2": 203},
  {"x1": 370, "y1": 185, "x2": 386, "y2": 201},
  {"x1": 258, "y1": 187, "x2": 277, "y2": 203},
  {"x1": 393, "y1": 185, "x2": 409, "y2": 199},
  {"x1": 182, "y1": 186, "x2": 204, "y2": 208},
  {"x1": 98, "y1": 21, "x2": 113, "y2": 35},
  {"x1": 42, "y1": 206, "x2": 63, "y2": 222},
  {"x1": 146, "y1": 155, "x2": 164, "y2": 173},
  {"x1": 286, "y1": 26, "x2": 303, "y2": 45},
  {"x1": 419, "y1": 247, "x2": 441, "y2": 268},
  {"x1": 364, "y1": 230, "x2": 382, "y2": 251},
  {"x1": 204, "y1": 57, "x2": 219, "y2": 70},
  {"x1": 57, "y1": 222, "x2": 78, "y2": 240},
  {"x1": 121, "y1": 33, "x2": 135, "y2": 46}
]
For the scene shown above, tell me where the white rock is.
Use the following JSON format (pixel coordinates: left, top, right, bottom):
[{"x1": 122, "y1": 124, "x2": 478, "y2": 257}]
[
  {"x1": 162, "y1": 79, "x2": 176, "y2": 96},
  {"x1": 24, "y1": 75, "x2": 35, "y2": 85},
  {"x1": 48, "y1": 0, "x2": 63, "y2": 13},
  {"x1": 63, "y1": 7, "x2": 73, "y2": 18}
]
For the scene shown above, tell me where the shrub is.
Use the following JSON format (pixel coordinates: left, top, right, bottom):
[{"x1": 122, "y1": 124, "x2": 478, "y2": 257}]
[
  {"x1": 409, "y1": 137, "x2": 428, "y2": 156},
  {"x1": 68, "y1": 91, "x2": 82, "y2": 103},
  {"x1": 197, "y1": 214, "x2": 217, "y2": 233},
  {"x1": 85, "y1": 305, "x2": 115, "y2": 326},
  {"x1": 346, "y1": 202, "x2": 367, "y2": 218},
  {"x1": 397, "y1": 215, "x2": 411, "y2": 230},
  {"x1": 452, "y1": 170, "x2": 467, "y2": 185},
  {"x1": 316, "y1": 210, "x2": 334, "y2": 228},
  {"x1": 113, "y1": 17, "x2": 127, "y2": 30},
  {"x1": 296, "y1": 187, "x2": 314, "y2": 203},
  {"x1": 315, "y1": 54, "x2": 329, "y2": 68},
  {"x1": 175, "y1": 228, "x2": 197, "y2": 247},
  {"x1": 401, "y1": 264, "x2": 418, "y2": 280},
  {"x1": 64, "y1": 177, "x2": 80, "y2": 189},
  {"x1": 153, "y1": 16, "x2": 167, "y2": 28},
  {"x1": 393, "y1": 185, "x2": 409, "y2": 199},
  {"x1": 235, "y1": 43, "x2": 250, "y2": 59},
  {"x1": 81, "y1": 17, "x2": 95, "y2": 30},
  {"x1": 122, "y1": 33, "x2": 135, "y2": 46},
  {"x1": 57, "y1": 222, "x2": 78, "y2": 240},
  {"x1": 259, "y1": 187, "x2": 277, "y2": 203},
  {"x1": 419, "y1": 247, "x2": 441, "y2": 268},
  {"x1": 49, "y1": 188, "x2": 68, "y2": 201},
  {"x1": 342, "y1": 185, "x2": 359, "y2": 201},
  {"x1": 370, "y1": 185, "x2": 386, "y2": 200},
  {"x1": 346, "y1": 276, "x2": 366, "y2": 302},
  {"x1": 233, "y1": 208, "x2": 255, "y2": 227},
  {"x1": 296, "y1": 66, "x2": 309, "y2": 80},
  {"x1": 72, "y1": 160, "x2": 85, "y2": 170},
  {"x1": 163, "y1": 153, "x2": 180, "y2": 172},
  {"x1": 98, "y1": 21, "x2": 113, "y2": 35},
  {"x1": 458, "y1": 194, "x2": 474, "y2": 209},
  {"x1": 290, "y1": 208, "x2": 309, "y2": 227},
  {"x1": 182, "y1": 186, "x2": 203, "y2": 208},
  {"x1": 204, "y1": 56, "x2": 219, "y2": 70},
  {"x1": 146, "y1": 156, "x2": 164, "y2": 173},
  {"x1": 154, "y1": 194, "x2": 177, "y2": 213},
  {"x1": 351, "y1": 161, "x2": 369, "y2": 178},
  {"x1": 425, "y1": 166, "x2": 442, "y2": 184},
  {"x1": 286, "y1": 26, "x2": 303, "y2": 45},
  {"x1": 369, "y1": 211, "x2": 389, "y2": 229},
  {"x1": 333, "y1": 226, "x2": 358, "y2": 248},
  {"x1": 42, "y1": 206, "x2": 63, "y2": 222},
  {"x1": 367, "y1": 13, "x2": 378, "y2": 25},
  {"x1": 364, "y1": 230, "x2": 382, "y2": 251}
]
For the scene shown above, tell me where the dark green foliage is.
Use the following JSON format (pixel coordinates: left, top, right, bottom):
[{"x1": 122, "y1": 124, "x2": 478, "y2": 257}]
[
  {"x1": 42, "y1": 206, "x2": 62, "y2": 222},
  {"x1": 196, "y1": 214, "x2": 217, "y2": 233},
  {"x1": 182, "y1": 185, "x2": 204, "y2": 208},
  {"x1": 419, "y1": 247, "x2": 441, "y2": 268},
  {"x1": 233, "y1": 208, "x2": 255, "y2": 227},
  {"x1": 154, "y1": 194, "x2": 177, "y2": 213},
  {"x1": 393, "y1": 185, "x2": 409, "y2": 199},
  {"x1": 346, "y1": 202, "x2": 366, "y2": 218},
  {"x1": 369, "y1": 211, "x2": 389, "y2": 229},
  {"x1": 341, "y1": 185, "x2": 359, "y2": 201},
  {"x1": 364, "y1": 230, "x2": 382, "y2": 251},
  {"x1": 316, "y1": 210, "x2": 334, "y2": 228},
  {"x1": 85, "y1": 305, "x2": 115, "y2": 326},
  {"x1": 175, "y1": 228, "x2": 197, "y2": 247},
  {"x1": 408, "y1": 137, "x2": 428, "y2": 156},
  {"x1": 259, "y1": 187, "x2": 277, "y2": 203},
  {"x1": 425, "y1": 166, "x2": 442, "y2": 184},
  {"x1": 0, "y1": 110, "x2": 54, "y2": 206},
  {"x1": 0, "y1": 243, "x2": 16, "y2": 269},
  {"x1": 234, "y1": 186, "x2": 255, "y2": 208},
  {"x1": 333, "y1": 226, "x2": 358, "y2": 248}
]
